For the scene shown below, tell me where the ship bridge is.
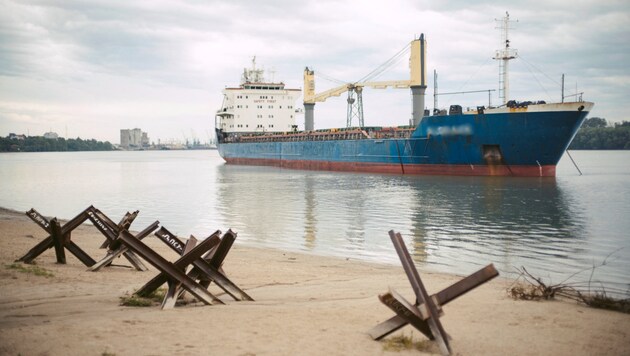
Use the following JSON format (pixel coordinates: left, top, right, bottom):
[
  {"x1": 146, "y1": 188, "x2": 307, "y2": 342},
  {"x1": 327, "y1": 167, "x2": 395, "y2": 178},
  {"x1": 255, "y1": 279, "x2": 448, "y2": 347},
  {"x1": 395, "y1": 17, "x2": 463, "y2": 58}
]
[{"x1": 215, "y1": 57, "x2": 302, "y2": 135}]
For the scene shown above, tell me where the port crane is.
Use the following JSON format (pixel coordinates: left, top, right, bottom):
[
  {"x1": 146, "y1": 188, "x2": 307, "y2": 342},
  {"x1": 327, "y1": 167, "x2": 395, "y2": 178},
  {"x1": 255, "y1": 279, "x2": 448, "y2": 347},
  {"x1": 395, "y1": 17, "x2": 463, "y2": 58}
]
[{"x1": 303, "y1": 34, "x2": 427, "y2": 130}]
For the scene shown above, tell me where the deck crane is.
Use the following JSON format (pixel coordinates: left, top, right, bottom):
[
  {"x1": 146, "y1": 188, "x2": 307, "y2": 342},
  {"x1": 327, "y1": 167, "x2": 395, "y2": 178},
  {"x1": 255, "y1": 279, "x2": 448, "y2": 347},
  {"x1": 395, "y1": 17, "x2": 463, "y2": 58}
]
[{"x1": 303, "y1": 34, "x2": 427, "y2": 130}]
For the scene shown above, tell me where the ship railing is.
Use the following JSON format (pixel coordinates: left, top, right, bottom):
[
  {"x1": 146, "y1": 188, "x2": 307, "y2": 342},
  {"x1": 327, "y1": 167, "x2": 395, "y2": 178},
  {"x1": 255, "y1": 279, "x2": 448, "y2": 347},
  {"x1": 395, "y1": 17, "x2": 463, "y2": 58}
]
[{"x1": 228, "y1": 127, "x2": 415, "y2": 143}]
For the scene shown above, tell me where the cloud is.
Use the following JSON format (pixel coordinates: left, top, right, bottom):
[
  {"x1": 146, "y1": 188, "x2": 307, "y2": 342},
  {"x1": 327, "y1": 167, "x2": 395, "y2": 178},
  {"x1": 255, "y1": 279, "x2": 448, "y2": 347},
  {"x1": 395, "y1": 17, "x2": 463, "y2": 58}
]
[{"x1": 0, "y1": 0, "x2": 628, "y2": 143}]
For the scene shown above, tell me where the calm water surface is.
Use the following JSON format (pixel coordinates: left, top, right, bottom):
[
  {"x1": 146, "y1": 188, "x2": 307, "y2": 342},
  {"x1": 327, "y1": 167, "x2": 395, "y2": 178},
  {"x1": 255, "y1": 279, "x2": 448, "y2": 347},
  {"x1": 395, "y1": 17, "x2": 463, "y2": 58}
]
[{"x1": 1, "y1": 150, "x2": 628, "y2": 295}]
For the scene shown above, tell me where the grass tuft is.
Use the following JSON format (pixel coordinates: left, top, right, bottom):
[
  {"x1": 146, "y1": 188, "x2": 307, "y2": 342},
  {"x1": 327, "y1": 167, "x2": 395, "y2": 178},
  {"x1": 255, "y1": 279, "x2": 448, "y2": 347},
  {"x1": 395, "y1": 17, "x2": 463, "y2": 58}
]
[
  {"x1": 382, "y1": 333, "x2": 435, "y2": 352},
  {"x1": 119, "y1": 295, "x2": 153, "y2": 307},
  {"x1": 6, "y1": 263, "x2": 54, "y2": 278},
  {"x1": 579, "y1": 292, "x2": 630, "y2": 314},
  {"x1": 119, "y1": 288, "x2": 168, "y2": 307}
]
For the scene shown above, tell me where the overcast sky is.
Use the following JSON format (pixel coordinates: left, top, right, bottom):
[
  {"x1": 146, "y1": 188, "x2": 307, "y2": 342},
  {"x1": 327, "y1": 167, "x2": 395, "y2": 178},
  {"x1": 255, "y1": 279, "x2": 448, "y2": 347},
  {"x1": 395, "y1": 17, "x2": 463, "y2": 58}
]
[{"x1": 1, "y1": 0, "x2": 628, "y2": 144}]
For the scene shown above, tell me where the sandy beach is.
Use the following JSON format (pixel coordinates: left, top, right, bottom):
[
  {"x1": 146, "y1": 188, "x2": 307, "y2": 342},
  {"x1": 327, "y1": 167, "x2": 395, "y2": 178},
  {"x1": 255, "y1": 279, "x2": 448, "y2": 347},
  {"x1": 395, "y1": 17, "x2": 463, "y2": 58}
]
[{"x1": 0, "y1": 207, "x2": 628, "y2": 356}]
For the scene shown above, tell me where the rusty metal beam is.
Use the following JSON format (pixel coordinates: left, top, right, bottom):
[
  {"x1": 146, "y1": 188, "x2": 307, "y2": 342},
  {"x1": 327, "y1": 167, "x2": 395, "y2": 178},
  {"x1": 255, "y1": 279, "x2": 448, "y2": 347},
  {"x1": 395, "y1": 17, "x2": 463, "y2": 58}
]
[
  {"x1": 161, "y1": 236, "x2": 198, "y2": 309},
  {"x1": 96, "y1": 209, "x2": 138, "y2": 249},
  {"x1": 367, "y1": 315, "x2": 407, "y2": 340},
  {"x1": 189, "y1": 252, "x2": 254, "y2": 301},
  {"x1": 189, "y1": 230, "x2": 254, "y2": 301},
  {"x1": 369, "y1": 263, "x2": 498, "y2": 340},
  {"x1": 118, "y1": 230, "x2": 222, "y2": 306},
  {"x1": 154, "y1": 226, "x2": 187, "y2": 255},
  {"x1": 18, "y1": 208, "x2": 90, "y2": 264},
  {"x1": 135, "y1": 232, "x2": 221, "y2": 297},
  {"x1": 64, "y1": 239, "x2": 96, "y2": 267},
  {"x1": 19, "y1": 208, "x2": 97, "y2": 266},
  {"x1": 26, "y1": 208, "x2": 52, "y2": 233},
  {"x1": 370, "y1": 230, "x2": 499, "y2": 356},
  {"x1": 388, "y1": 230, "x2": 450, "y2": 355},
  {"x1": 15, "y1": 236, "x2": 54, "y2": 264},
  {"x1": 208, "y1": 229, "x2": 235, "y2": 266},
  {"x1": 58, "y1": 206, "x2": 94, "y2": 234},
  {"x1": 50, "y1": 218, "x2": 66, "y2": 264},
  {"x1": 368, "y1": 230, "x2": 499, "y2": 355},
  {"x1": 89, "y1": 221, "x2": 159, "y2": 272},
  {"x1": 435, "y1": 264, "x2": 499, "y2": 305},
  {"x1": 138, "y1": 229, "x2": 253, "y2": 303},
  {"x1": 87, "y1": 209, "x2": 118, "y2": 241},
  {"x1": 86, "y1": 208, "x2": 147, "y2": 271},
  {"x1": 379, "y1": 288, "x2": 433, "y2": 340}
]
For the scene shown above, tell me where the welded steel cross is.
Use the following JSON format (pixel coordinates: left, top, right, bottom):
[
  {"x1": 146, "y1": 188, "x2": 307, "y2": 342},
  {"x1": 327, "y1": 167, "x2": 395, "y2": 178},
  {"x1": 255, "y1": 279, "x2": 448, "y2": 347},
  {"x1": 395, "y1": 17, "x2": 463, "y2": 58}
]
[
  {"x1": 17, "y1": 207, "x2": 98, "y2": 266},
  {"x1": 84, "y1": 207, "x2": 151, "y2": 271},
  {"x1": 119, "y1": 227, "x2": 253, "y2": 309},
  {"x1": 369, "y1": 230, "x2": 499, "y2": 356},
  {"x1": 17, "y1": 206, "x2": 156, "y2": 272}
]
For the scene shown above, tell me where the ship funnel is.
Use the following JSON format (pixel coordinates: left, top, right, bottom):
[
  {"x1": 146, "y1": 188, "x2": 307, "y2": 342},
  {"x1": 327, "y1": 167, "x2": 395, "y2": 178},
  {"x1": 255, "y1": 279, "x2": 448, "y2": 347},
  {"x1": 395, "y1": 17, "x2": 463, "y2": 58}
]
[{"x1": 410, "y1": 34, "x2": 427, "y2": 126}]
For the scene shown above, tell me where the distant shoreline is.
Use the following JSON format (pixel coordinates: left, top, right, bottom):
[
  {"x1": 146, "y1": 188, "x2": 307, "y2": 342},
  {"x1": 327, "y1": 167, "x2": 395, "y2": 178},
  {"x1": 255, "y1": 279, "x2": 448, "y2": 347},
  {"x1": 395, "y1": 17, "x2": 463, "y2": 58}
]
[
  {"x1": 1, "y1": 135, "x2": 217, "y2": 152},
  {"x1": 1, "y1": 148, "x2": 627, "y2": 153},
  {"x1": 0, "y1": 147, "x2": 219, "y2": 153}
]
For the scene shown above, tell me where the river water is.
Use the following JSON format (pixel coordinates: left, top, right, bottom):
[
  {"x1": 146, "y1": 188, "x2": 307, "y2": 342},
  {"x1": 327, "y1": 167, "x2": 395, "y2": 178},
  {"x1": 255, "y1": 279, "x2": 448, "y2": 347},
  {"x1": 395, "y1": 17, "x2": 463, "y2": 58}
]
[{"x1": 1, "y1": 150, "x2": 628, "y2": 296}]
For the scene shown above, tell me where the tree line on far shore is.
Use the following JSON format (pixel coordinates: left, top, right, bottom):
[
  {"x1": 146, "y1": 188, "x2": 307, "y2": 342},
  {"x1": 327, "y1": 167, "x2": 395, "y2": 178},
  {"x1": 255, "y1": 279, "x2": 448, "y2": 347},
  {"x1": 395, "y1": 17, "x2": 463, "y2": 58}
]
[
  {"x1": 0, "y1": 136, "x2": 114, "y2": 152},
  {"x1": 2, "y1": 117, "x2": 628, "y2": 152},
  {"x1": 569, "y1": 118, "x2": 630, "y2": 150}
]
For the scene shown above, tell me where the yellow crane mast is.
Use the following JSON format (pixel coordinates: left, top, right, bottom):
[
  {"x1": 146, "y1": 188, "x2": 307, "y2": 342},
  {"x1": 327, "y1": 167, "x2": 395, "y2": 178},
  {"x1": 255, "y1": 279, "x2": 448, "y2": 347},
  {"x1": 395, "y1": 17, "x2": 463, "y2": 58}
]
[{"x1": 303, "y1": 34, "x2": 427, "y2": 130}]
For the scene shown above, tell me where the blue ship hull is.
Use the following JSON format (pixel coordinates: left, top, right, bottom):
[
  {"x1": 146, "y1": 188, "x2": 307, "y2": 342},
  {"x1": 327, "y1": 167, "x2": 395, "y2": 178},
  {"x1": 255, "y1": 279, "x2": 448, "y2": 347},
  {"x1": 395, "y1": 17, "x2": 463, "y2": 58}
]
[{"x1": 217, "y1": 103, "x2": 592, "y2": 177}]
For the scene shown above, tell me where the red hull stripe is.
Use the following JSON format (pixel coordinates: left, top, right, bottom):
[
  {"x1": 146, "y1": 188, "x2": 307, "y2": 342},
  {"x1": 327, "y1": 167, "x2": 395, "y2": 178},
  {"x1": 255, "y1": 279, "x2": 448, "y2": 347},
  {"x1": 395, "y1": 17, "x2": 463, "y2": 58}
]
[{"x1": 223, "y1": 157, "x2": 556, "y2": 177}]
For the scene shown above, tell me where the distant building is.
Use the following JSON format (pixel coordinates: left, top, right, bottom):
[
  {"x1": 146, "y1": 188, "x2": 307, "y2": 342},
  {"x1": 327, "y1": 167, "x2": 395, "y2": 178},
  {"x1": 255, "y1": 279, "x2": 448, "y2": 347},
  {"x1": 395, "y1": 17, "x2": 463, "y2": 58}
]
[
  {"x1": 8, "y1": 133, "x2": 26, "y2": 140},
  {"x1": 120, "y1": 128, "x2": 149, "y2": 149},
  {"x1": 43, "y1": 132, "x2": 59, "y2": 139}
]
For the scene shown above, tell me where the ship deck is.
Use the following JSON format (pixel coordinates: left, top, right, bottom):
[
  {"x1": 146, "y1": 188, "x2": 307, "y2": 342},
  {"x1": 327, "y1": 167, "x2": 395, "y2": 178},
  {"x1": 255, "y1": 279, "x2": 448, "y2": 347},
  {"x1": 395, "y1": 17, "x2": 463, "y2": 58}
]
[{"x1": 221, "y1": 127, "x2": 415, "y2": 144}]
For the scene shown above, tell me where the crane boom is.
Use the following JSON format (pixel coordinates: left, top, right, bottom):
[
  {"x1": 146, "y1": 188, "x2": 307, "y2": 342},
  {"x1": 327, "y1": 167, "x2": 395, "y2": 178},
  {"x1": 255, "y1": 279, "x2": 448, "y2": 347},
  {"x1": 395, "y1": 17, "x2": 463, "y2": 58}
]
[
  {"x1": 360, "y1": 80, "x2": 412, "y2": 89},
  {"x1": 303, "y1": 34, "x2": 427, "y2": 129},
  {"x1": 305, "y1": 79, "x2": 412, "y2": 104},
  {"x1": 306, "y1": 82, "x2": 353, "y2": 103}
]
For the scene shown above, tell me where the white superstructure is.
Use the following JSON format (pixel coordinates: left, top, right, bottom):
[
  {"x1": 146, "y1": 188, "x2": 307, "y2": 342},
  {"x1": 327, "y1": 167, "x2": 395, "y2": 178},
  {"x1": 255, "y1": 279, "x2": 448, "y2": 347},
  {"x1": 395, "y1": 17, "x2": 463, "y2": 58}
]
[{"x1": 216, "y1": 58, "x2": 302, "y2": 134}]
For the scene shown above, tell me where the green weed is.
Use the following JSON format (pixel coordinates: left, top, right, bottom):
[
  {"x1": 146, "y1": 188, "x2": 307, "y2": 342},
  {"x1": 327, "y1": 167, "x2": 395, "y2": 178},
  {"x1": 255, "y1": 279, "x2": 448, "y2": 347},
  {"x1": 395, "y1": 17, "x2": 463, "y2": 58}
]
[{"x1": 6, "y1": 263, "x2": 54, "y2": 278}]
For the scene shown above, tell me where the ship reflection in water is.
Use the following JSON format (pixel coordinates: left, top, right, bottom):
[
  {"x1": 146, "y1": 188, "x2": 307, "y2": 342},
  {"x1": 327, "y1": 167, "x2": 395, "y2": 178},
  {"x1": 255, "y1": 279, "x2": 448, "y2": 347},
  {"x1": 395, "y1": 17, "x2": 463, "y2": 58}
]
[
  {"x1": 0, "y1": 150, "x2": 626, "y2": 295},
  {"x1": 215, "y1": 163, "x2": 589, "y2": 280}
]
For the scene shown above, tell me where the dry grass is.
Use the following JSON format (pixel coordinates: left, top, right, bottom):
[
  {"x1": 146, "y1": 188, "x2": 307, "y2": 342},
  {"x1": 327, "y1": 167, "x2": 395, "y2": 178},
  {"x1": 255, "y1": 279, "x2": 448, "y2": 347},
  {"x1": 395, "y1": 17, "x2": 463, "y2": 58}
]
[
  {"x1": 119, "y1": 288, "x2": 167, "y2": 307},
  {"x1": 508, "y1": 266, "x2": 630, "y2": 314},
  {"x1": 577, "y1": 291, "x2": 630, "y2": 314},
  {"x1": 381, "y1": 333, "x2": 436, "y2": 353}
]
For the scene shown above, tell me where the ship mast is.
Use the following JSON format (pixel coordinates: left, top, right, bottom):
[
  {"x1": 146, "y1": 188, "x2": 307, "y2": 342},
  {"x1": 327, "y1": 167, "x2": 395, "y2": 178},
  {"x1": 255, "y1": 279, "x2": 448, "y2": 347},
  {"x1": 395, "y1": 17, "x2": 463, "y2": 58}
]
[{"x1": 494, "y1": 12, "x2": 517, "y2": 105}]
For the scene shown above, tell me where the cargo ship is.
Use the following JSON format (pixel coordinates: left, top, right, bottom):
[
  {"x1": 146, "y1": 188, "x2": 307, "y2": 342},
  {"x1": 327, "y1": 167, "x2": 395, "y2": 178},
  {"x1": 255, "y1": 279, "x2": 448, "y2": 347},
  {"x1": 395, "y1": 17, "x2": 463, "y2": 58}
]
[{"x1": 215, "y1": 15, "x2": 593, "y2": 177}]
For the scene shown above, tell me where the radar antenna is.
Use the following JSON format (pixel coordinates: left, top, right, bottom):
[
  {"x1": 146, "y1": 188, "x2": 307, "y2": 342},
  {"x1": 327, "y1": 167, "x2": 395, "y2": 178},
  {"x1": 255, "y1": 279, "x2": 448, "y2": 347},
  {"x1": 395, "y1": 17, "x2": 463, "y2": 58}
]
[{"x1": 494, "y1": 12, "x2": 518, "y2": 105}]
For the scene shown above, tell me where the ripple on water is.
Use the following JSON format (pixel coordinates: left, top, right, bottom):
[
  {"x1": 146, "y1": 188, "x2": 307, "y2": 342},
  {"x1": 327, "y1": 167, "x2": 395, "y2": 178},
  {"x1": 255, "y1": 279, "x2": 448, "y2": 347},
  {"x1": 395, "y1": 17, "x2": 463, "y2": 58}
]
[{"x1": 0, "y1": 150, "x2": 628, "y2": 297}]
